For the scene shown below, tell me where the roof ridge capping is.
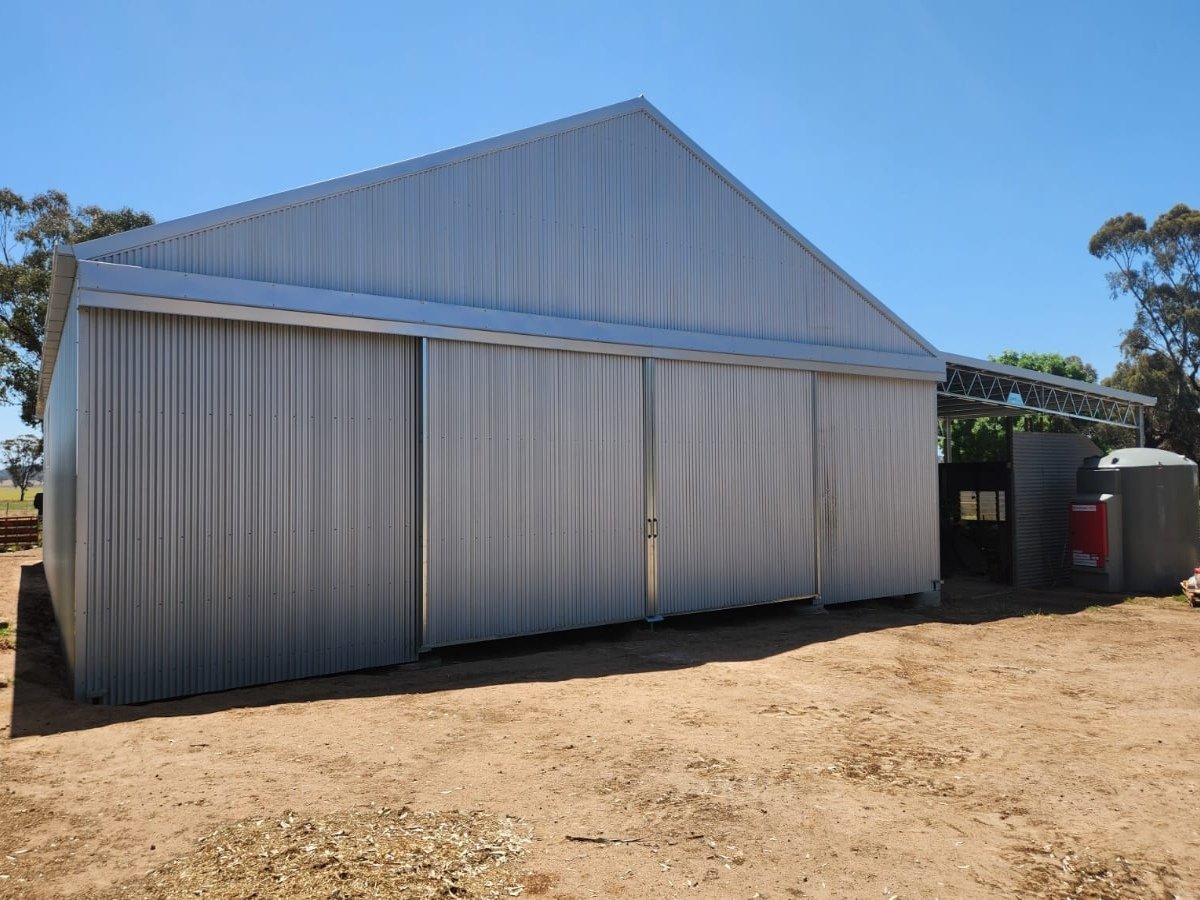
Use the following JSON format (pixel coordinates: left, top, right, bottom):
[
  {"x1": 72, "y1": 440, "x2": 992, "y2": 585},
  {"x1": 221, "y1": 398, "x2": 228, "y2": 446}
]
[{"x1": 69, "y1": 95, "x2": 937, "y2": 357}]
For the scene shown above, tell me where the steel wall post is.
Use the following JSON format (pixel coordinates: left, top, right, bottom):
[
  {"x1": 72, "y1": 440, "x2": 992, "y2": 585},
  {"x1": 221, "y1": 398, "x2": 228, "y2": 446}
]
[
  {"x1": 811, "y1": 374, "x2": 822, "y2": 602},
  {"x1": 419, "y1": 337, "x2": 430, "y2": 649},
  {"x1": 643, "y1": 358, "x2": 659, "y2": 618}
]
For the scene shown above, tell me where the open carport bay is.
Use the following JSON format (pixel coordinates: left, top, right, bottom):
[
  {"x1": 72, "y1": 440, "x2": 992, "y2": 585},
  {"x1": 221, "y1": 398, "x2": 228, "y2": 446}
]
[{"x1": 2, "y1": 551, "x2": 1198, "y2": 898}]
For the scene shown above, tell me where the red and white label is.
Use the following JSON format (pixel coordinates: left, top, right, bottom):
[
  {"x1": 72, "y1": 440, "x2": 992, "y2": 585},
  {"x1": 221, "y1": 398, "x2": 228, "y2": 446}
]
[{"x1": 1069, "y1": 502, "x2": 1108, "y2": 570}]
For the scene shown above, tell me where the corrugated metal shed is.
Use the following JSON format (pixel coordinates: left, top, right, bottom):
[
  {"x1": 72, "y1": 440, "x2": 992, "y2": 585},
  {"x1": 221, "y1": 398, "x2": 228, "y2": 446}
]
[{"x1": 39, "y1": 98, "x2": 947, "y2": 703}]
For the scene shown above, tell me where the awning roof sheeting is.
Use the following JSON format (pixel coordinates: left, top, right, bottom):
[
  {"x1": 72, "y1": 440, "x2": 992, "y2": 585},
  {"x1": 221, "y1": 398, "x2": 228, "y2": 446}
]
[{"x1": 937, "y1": 353, "x2": 1155, "y2": 428}]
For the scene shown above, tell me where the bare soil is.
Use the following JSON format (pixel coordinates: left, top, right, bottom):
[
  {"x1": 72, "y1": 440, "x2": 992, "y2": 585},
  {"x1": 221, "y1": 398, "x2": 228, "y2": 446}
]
[{"x1": 2, "y1": 550, "x2": 1198, "y2": 898}]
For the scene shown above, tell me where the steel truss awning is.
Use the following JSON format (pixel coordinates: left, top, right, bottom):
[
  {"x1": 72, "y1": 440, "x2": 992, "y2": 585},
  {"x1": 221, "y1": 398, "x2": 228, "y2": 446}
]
[{"x1": 937, "y1": 352, "x2": 1156, "y2": 433}]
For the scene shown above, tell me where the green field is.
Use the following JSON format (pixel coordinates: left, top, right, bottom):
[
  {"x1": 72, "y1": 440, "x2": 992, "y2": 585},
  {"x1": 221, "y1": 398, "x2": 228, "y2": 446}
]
[{"x1": 0, "y1": 484, "x2": 39, "y2": 517}]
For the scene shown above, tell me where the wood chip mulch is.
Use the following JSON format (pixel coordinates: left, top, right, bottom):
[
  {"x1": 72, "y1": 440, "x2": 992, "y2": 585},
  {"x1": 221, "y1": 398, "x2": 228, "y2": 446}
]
[{"x1": 106, "y1": 807, "x2": 532, "y2": 899}]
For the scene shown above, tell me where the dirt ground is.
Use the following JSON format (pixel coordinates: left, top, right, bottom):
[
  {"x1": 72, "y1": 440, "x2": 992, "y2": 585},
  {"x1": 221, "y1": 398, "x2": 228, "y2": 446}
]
[{"x1": 2, "y1": 549, "x2": 1199, "y2": 899}]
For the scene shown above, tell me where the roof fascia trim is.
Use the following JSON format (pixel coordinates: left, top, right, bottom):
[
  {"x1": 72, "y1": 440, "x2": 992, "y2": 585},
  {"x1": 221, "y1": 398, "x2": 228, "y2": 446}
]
[{"x1": 74, "y1": 261, "x2": 946, "y2": 381}]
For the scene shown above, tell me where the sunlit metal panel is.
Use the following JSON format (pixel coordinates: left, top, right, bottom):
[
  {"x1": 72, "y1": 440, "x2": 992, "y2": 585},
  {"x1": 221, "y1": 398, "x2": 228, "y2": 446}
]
[
  {"x1": 816, "y1": 373, "x2": 940, "y2": 604},
  {"x1": 654, "y1": 361, "x2": 817, "y2": 614},
  {"x1": 92, "y1": 110, "x2": 929, "y2": 360},
  {"x1": 42, "y1": 295, "x2": 81, "y2": 689},
  {"x1": 77, "y1": 309, "x2": 419, "y2": 704},
  {"x1": 425, "y1": 341, "x2": 644, "y2": 646}
]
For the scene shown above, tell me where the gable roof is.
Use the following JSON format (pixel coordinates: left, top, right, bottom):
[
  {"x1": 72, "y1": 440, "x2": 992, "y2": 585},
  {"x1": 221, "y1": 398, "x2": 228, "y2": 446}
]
[{"x1": 72, "y1": 97, "x2": 938, "y2": 358}]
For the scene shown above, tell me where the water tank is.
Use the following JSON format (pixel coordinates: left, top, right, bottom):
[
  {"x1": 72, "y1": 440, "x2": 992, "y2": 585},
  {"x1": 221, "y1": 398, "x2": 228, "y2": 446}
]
[{"x1": 1077, "y1": 448, "x2": 1200, "y2": 594}]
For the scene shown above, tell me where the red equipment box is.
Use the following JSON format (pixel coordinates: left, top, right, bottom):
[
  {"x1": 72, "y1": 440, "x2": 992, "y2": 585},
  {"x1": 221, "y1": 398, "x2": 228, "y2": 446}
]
[{"x1": 1069, "y1": 501, "x2": 1108, "y2": 569}]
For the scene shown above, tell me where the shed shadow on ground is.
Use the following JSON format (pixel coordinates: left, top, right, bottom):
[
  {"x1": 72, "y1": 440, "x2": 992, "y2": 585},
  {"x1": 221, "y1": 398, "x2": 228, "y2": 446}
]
[{"x1": 7, "y1": 561, "x2": 1133, "y2": 739}]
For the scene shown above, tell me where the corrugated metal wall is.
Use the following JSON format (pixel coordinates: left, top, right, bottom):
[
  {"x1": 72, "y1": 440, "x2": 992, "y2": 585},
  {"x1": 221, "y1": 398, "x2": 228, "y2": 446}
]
[
  {"x1": 816, "y1": 374, "x2": 939, "y2": 604},
  {"x1": 78, "y1": 309, "x2": 419, "y2": 704},
  {"x1": 655, "y1": 361, "x2": 817, "y2": 614},
  {"x1": 1012, "y1": 432, "x2": 1100, "y2": 588},
  {"x1": 42, "y1": 300, "x2": 80, "y2": 682},
  {"x1": 94, "y1": 111, "x2": 925, "y2": 358},
  {"x1": 426, "y1": 341, "x2": 644, "y2": 645}
]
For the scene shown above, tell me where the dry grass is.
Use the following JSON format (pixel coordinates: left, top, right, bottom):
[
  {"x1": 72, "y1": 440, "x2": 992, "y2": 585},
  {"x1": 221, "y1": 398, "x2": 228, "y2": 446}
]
[
  {"x1": 103, "y1": 808, "x2": 532, "y2": 899},
  {"x1": 0, "y1": 485, "x2": 37, "y2": 518}
]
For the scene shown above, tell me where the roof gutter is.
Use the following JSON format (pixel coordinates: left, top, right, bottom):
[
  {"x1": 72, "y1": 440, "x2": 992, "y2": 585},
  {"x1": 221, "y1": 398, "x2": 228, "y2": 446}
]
[
  {"x1": 36, "y1": 246, "x2": 78, "y2": 419},
  {"x1": 72, "y1": 260, "x2": 947, "y2": 382}
]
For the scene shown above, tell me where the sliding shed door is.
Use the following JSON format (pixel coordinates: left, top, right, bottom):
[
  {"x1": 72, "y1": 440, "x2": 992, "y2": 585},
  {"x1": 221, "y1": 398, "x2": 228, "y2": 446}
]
[
  {"x1": 653, "y1": 360, "x2": 818, "y2": 615},
  {"x1": 425, "y1": 341, "x2": 644, "y2": 645}
]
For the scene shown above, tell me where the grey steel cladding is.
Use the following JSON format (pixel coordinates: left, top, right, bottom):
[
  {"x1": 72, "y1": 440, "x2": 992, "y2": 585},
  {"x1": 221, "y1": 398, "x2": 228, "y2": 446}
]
[
  {"x1": 1011, "y1": 432, "x2": 1101, "y2": 589},
  {"x1": 816, "y1": 374, "x2": 939, "y2": 604},
  {"x1": 425, "y1": 341, "x2": 644, "y2": 646},
  {"x1": 93, "y1": 111, "x2": 926, "y2": 359},
  {"x1": 76, "y1": 310, "x2": 419, "y2": 703},
  {"x1": 42, "y1": 298, "x2": 81, "y2": 675},
  {"x1": 654, "y1": 360, "x2": 818, "y2": 614}
]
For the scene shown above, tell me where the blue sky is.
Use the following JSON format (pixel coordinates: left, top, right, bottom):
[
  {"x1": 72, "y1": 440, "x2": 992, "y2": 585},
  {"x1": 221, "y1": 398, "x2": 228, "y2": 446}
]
[{"x1": 4, "y1": 0, "x2": 1196, "y2": 441}]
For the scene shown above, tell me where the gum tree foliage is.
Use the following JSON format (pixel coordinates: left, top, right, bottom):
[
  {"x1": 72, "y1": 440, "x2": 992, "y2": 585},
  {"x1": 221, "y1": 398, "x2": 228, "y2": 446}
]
[
  {"x1": 1089, "y1": 204, "x2": 1200, "y2": 462},
  {"x1": 944, "y1": 350, "x2": 1101, "y2": 462},
  {"x1": 2, "y1": 433, "x2": 42, "y2": 501},
  {"x1": 0, "y1": 189, "x2": 153, "y2": 427}
]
